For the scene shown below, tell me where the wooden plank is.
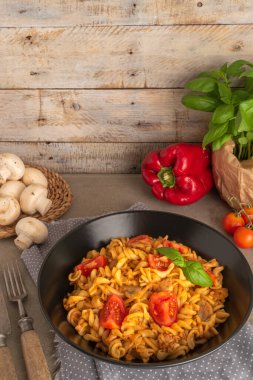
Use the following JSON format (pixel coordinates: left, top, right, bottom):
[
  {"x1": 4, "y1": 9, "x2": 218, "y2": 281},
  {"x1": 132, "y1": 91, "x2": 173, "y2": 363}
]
[
  {"x1": 0, "y1": 1, "x2": 253, "y2": 27},
  {"x1": 0, "y1": 89, "x2": 208, "y2": 143},
  {"x1": 0, "y1": 142, "x2": 170, "y2": 173},
  {"x1": 0, "y1": 25, "x2": 252, "y2": 89}
]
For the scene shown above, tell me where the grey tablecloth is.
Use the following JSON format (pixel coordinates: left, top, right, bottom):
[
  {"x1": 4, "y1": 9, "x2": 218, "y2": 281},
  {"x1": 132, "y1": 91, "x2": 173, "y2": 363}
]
[{"x1": 21, "y1": 203, "x2": 253, "y2": 380}]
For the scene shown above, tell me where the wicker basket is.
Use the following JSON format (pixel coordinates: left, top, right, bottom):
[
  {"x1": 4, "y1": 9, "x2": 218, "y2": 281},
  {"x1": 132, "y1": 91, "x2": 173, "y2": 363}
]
[{"x1": 0, "y1": 165, "x2": 73, "y2": 239}]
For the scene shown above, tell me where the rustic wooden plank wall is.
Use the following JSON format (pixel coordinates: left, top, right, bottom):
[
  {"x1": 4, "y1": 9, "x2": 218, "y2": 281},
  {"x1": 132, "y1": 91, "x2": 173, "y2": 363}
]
[{"x1": 0, "y1": 1, "x2": 253, "y2": 173}]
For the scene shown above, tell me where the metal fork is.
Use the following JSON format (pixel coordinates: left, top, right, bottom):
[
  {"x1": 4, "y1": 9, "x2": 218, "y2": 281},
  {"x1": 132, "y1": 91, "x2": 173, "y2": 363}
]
[
  {"x1": 4, "y1": 263, "x2": 27, "y2": 319},
  {"x1": 4, "y1": 262, "x2": 52, "y2": 380}
]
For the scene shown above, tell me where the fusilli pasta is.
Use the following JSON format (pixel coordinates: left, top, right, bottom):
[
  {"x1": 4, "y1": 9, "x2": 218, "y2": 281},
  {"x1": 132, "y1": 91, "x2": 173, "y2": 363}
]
[{"x1": 63, "y1": 235, "x2": 229, "y2": 362}]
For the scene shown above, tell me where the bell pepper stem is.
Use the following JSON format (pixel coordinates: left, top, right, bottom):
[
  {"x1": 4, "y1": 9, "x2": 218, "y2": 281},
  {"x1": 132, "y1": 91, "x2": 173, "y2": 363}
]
[{"x1": 157, "y1": 167, "x2": 175, "y2": 188}]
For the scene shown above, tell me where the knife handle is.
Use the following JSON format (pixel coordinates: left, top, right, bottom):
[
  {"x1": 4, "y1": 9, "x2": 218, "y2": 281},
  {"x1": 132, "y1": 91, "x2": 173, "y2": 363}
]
[
  {"x1": 0, "y1": 345, "x2": 18, "y2": 380},
  {"x1": 20, "y1": 329, "x2": 52, "y2": 380}
]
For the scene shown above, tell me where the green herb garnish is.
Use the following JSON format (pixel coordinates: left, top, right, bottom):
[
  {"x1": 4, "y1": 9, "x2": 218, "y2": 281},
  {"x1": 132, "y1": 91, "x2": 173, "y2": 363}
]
[
  {"x1": 157, "y1": 247, "x2": 213, "y2": 287},
  {"x1": 157, "y1": 247, "x2": 186, "y2": 267},
  {"x1": 181, "y1": 59, "x2": 253, "y2": 161}
]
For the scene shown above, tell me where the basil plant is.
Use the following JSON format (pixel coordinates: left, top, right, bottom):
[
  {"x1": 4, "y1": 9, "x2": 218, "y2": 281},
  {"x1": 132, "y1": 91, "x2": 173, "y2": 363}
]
[{"x1": 182, "y1": 60, "x2": 253, "y2": 161}]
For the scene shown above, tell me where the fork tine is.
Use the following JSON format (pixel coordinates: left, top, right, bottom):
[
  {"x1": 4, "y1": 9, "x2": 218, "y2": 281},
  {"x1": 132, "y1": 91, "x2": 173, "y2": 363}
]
[
  {"x1": 3, "y1": 262, "x2": 27, "y2": 300},
  {"x1": 16, "y1": 262, "x2": 26, "y2": 295},
  {"x1": 3, "y1": 266, "x2": 11, "y2": 299},
  {"x1": 7, "y1": 264, "x2": 16, "y2": 298},
  {"x1": 12, "y1": 262, "x2": 21, "y2": 295},
  {"x1": 3, "y1": 262, "x2": 28, "y2": 319}
]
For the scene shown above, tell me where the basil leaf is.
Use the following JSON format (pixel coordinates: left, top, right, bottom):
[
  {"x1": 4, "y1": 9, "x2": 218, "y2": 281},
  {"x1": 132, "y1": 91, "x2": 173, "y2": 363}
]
[
  {"x1": 211, "y1": 104, "x2": 234, "y2": 124},
  {"x1": 217, "y1": 82, "x2": 232, "y2": 104},
  {"x1": 228, "y1": 118, "x2": 235, "y2": 131},
  {"x1": 183, "y1": 261, "x2": 213, "y2": 287},
  {"x1": 238, "y1": 136, "x2": 248, "y2": 145},
  {"x1": 237, "y1": 118, "x2": 249, "y2": 133},
  {"x1": 220, "y1": 62, "x2": 228, "y2": 73},
  {"x1": 238, "y1": 99, "x2": 253, "y2": 132},
  {"x1": 247, "y1": 131, "x2": 253, "y2": 140},
  {"x1": 227, "y1": 59, "x2": 253, "y2": 77},
  {"x1": 234, "y1": 112, "x2": 241, "y2": 134},
  {"x1": 231, "y1": 90, "x2": 249, "y2": 105},
  {"x1": 202, "y1": 121, "x2": 229, "y2": 148},
  {"x1": 181, "y1": 95, "x2": 219, "y2": 112},
  {"x1": 212, "y1": 134, "x2": 232, "y2": 151},
  {"x1": 228, "y1": 118, "x2": 238, "y2": 137},
  {"x1": 197, "y1": 71, "x2": 222, "y2": 80},
  {"x1": 209, "y1": 70, "x2": 225, "y2": 80},
  {"x1": 158, "y1": 248, "x2": 213, "y2": 287},
  {"x1": 157, "y1": 247, "x2": 186, "y2": 268},
  {"x1": 245, "y1": 78, "x2": 253, "y2": 93},
  {"x1": 240, "y1": 68, "x2": 253, "y2": 78},
  {"x1": 185, "y1": 77, "x2": 217, "y2": 93}
]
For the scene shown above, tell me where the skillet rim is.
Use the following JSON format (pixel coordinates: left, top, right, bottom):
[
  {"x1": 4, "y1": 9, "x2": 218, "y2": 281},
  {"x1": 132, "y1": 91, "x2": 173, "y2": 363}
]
[{"x1": 37, "y1": 209, "x2": 253, "y2": 368}]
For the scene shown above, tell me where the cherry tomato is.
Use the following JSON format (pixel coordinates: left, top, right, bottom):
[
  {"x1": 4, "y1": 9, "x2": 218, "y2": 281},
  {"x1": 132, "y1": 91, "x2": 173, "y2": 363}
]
[
  {"x1": 233, "y1": 226, "x2": 253, "y2": 249},
  {"x1": 205, "y1": 269, "x2": 216, "y2": 284},
  {"x1": 163, "y1": 239, "x2": 189, "y2": 254},
  {"x1": 99, "y1": 294, "x2": 127, "y2": 329},
  {"x1": 148, "y1": 291, "x2": 178, "y2": 327},
  {"x1": 75, "y1": 255, "x2": 106, "y2": 277},
  {"x1": 128, "y1": 235, "x2": 152, "y2": 245},
  {"x1": 242, "y1": 206, "x2": 253, "y2": 224},
  {"x1": 222, "y1": 212, "x2": 245, "y2": 235},
  {"x1": 147, "y1": 254, "x2": 172, "y2": 271}
]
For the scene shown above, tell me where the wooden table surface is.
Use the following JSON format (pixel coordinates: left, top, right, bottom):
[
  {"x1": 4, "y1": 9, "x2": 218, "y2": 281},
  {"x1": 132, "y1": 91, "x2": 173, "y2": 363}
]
[{"x1": 0, "y1": 174, "x2": 252, "y2": 379}]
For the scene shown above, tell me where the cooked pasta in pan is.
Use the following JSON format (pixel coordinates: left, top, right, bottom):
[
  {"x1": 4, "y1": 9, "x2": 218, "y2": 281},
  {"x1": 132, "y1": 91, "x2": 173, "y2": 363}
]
[{"x1": 63, "y1": 234, "x2": 229, "y2": 362}]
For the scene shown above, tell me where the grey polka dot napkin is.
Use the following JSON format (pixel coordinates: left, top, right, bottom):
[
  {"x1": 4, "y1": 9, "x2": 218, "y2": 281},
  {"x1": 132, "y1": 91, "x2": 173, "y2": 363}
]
[{"x1": 21, "y1": 203, "x2": 253, "y2": 380}]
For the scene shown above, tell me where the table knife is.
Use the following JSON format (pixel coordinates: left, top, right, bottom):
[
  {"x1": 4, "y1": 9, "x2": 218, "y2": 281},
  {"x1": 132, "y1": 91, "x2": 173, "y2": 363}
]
[{"x1": 0, "y1": 288, "x2": 18, "y2": 380}]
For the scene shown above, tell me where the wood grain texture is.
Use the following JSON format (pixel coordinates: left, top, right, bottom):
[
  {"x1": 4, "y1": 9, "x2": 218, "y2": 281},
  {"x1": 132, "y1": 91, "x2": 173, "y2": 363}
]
[
  {"x1": 0, "y1": 142, "x2": 173, "y2": 173},
  {"x1": 20, "y1": 330, "x2": 51, "y2": 380},
  {"x1": 0, "y1": 89, "x2": 208, "y2": 142},
  {"x1": 1, "y1": 2, "x2": 250, "y2": 174},
  {"x1": 0, "y1": 0, "x2": 253, "y2": 27},
  {"x1": 0, "y1": 346, "x2": 18, "y2": 380},
  {"x1": 0, "y1": 25, "x2": 252, "y2": 89}
]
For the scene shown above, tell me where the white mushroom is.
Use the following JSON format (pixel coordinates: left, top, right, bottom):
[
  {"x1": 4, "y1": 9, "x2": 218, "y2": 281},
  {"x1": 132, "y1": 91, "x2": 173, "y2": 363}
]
[
  {"x1": 22, "y1": 167, "x2": 48, "y2": 188},
  {"x1": 20, "y1": 184, "x2": 52, "y2": 216},
  {"x1": 0, "y1": 153, "x2": 25, "y2": 184},
  {"x1": 14, "y1": 217, "x2": 48, "y2": 250},
  {"x1": 0, "y1": 180, "x2": 26, "y2": 200},
  {"x1": 0, "y1": 196, "x2": 21, "y2": 226}
]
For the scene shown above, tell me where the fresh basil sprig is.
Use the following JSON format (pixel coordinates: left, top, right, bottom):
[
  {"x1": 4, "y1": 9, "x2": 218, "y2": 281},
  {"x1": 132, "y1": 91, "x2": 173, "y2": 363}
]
[
  {"x1": 182, "y1": 261, "x2": 213, "y2": 288},
  {"x1": 181, "y1": 59, "x2": 253, "y2": 160},
  {"x1": 157, "y1": 247, "x2": 213, "y2": 287},
  {"x1": 157, "y1": 247, "x2": 186, "y2": 267}
]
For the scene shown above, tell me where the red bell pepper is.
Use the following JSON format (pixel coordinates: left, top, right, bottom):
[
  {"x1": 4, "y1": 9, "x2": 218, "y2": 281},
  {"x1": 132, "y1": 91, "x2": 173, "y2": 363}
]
[{"x1": 141, "y1": 143, "x2": 213, "y2": 205}]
